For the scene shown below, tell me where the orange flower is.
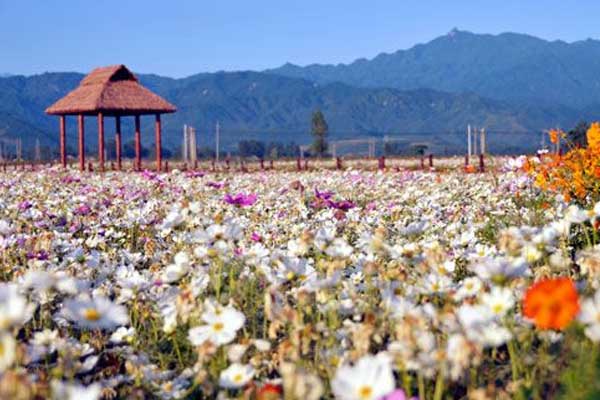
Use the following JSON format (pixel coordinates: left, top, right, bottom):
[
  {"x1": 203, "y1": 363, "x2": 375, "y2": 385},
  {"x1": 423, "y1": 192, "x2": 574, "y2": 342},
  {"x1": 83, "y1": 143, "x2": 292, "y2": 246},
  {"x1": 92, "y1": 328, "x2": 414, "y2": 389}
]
[
  {"x1": 548, "y1": 129, "x2": 559, "y2": 144},
  {"x1": 522, "y1": 277, "x2": 579, "y2": 330},
  {"x1": 587, "y1": 122, "x2": 600, "y2": 152}
]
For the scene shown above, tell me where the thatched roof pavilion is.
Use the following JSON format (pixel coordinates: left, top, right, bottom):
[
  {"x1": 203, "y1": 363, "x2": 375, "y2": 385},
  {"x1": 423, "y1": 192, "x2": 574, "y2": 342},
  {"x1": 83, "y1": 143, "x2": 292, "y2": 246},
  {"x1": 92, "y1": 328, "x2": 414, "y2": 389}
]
[{"x1": 46, "y1": 64, "x2": 176, "y2": 171}]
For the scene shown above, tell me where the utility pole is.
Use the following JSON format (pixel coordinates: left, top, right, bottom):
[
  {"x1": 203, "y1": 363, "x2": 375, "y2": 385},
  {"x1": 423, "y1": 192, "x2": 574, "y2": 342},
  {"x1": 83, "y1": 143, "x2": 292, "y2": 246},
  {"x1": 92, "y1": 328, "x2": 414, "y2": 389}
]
[
  {"x1": 35, "y1": 138, "x2": 41, "y2": 161},
  {"x1": 215, "y1": 121, "x2": 220, "y2": 163},
  {"x1": 182, "y1": 124, "x2": 188, "y2": 162},
  {"x1": 467, "y1": 125, "x2": 472, "y2": 158}
]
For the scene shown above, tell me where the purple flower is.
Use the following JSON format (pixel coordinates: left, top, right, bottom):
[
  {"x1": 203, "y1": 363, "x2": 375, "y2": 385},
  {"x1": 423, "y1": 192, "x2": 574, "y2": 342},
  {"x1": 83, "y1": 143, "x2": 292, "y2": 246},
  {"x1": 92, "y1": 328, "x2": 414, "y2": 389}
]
[
  {"x1": 315, "y1": 188, "x2": 334, "y2": 200},
  {"x1": 327, "y1": 199, "x2": 356, "y2": 211},
  {"x1": 207, "y1": 181, "x2": 226, "y2": 189},
  {"x1": 18, "y1": 200, "x2": 32, "y2": 211},
  {"x1": 251, "y1": 232, "x2": 262, "y2": 242},
  {"x1": 186, "y1": 170, "x2": 205, "y2": 178},
  {"x1": 224, "y1": 193, "x2": 257, "y2": 207},
  {"x1": 74, "y1": 204, "x2": 91, "y2": 216}
]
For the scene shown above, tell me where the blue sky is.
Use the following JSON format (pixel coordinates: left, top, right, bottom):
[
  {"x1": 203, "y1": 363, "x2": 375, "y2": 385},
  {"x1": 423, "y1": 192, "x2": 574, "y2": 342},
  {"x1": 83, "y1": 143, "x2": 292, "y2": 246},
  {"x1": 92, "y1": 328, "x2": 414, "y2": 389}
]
[{"x1": 2, "y1": 0, "x2": 600, "y2": 77}]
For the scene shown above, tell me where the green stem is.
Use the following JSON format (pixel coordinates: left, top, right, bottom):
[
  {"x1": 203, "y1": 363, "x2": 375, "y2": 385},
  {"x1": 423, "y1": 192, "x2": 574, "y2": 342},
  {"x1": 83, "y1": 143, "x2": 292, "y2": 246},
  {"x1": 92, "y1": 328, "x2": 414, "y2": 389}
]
[
  {"x1": 433, "y1": 367, "x2": 445, "y2": 400},
  {"x1": 507, "y1": 340, "x2": 520, "y2": 383},
  {"x1": 418, "y1": 373, "x2": 425, "y2": 400}
]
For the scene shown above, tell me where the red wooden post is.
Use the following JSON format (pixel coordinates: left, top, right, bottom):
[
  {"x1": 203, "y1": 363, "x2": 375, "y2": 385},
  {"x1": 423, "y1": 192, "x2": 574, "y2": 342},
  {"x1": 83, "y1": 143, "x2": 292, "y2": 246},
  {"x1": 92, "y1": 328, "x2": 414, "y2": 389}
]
[
  {"x1": 260, "y1": 159, "x2": 265, "y2": 170},
  {"x1": 296, "y1": 158, "x2": 302, "y2": 171},
  {"x1": 336, "y1": 157, "x2": 342, "y2": 170},
  {"x1": 78, "y1": 115, "x2": 85, "y2": 171},
  {"x1": 429, "y1": 154, "x2": 433, "y2": 168},
  {"x1": 479, "y1": 154, "x2": 485, "y2": 172},
  {"x1": 115, "y1": 116, "x2": 122, "y2": 170},
  {"x1": 304, "y1": 159, "x2": 308, "y2": 170},
  {"x1": 88, "y1": 162, "x2": 93, "y2": 172},
  {"x1": 194, "y1": 160, "x2": 198, "y2": 170},
  {"x1": 378, "y1": 156, "x2": 385, "y2": 170},
  {"x1": 155, "y1": 114, "x2": 162, "y2": 172},
  {"x1": 98, "y1": 112, "x2": 105, "y2": 171},
  {"x1": 165, "y1": 160, "x2": 169, "y2": 172},
  {"x1": 134, "y1": 115, "x2": 141, "y2": 171},
  {"x1": 226, "y1": 159, "x2": 230, "y2": 169},
  {"x1": 59, "y1": 115, "x2": 66, "y2": 168},
  {"x1": 465, "y1": 154, "x2": 469, "y2": 166}
]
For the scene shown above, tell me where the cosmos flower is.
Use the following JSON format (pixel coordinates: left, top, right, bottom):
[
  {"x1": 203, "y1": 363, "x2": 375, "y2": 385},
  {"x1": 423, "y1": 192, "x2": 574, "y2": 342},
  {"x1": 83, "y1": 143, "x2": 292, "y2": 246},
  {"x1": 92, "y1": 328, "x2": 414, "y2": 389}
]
[
  {"x1": 224, "y1": 193, "x2": 257, "y2": 207},
  {"x1": 523, "y1": 277, "x2": 580, "y2": 330},
  {"x1": 62, "y1": 296, "x2": 129, "y2": 330},
  {"x1": 188, "y1": 304, "x2": 245, "y2": 346},
  {"x1": 219, "y1": 363, "x2": 255, "y2": 388},
  {"x1": 331, "y1": 353, "x2": 395, "y2": 400},
  {"x1": 578, "y1": 288, "x2": 600, "y2": 341}
]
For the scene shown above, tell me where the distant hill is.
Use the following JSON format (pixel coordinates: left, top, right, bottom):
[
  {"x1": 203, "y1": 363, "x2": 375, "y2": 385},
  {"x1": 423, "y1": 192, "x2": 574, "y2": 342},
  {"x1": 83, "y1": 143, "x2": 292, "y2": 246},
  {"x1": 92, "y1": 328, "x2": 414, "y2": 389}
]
[
  {"x1": 268, "y1": 29, "x2": 600, "y2": 109},
  {"x1": 0, "y1": 69, "x2": 584, "y2": 157}
]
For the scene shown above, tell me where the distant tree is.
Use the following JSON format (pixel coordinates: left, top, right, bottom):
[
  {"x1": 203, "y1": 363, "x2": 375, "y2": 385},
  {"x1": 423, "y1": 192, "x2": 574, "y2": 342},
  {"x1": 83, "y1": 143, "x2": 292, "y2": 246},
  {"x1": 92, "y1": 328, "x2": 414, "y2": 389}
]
[
  {"x1": 311, "y1": 110, "x2": 328, "y2": 157},
  {"x1": 238, "y1": 140, "x2": 266, "y2": 158},
  {"x1": 411, "y1": 144, "x2": 428, "y2": 156},
  {"x1": 123, "y1": 140, "x2": 149, "y2": 158},
  {"x1": 384, "y1": 142, "x2": 404, "y2": 156},
  {"x1": 567, "y1": 121, "x2": 589, "y2": 148}
]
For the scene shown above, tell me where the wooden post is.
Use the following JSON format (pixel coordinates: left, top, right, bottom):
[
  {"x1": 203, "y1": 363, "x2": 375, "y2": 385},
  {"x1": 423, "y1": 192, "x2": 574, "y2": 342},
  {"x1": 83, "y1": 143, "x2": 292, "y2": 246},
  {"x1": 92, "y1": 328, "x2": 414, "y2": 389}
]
[
  {"x1": 465, "y1": 154, "x2": 469, "y2": 166},
  {"x1": 98, "y1": 112, "x2": 105, "y2": 171},
  {"x1": 336, "y1": 157, "x2": 342, "y2": 170},
  {"x1": 378, "y1": 156, "x2": 385, "y2": 170},
  {"x1": 479, "y1": 154, "x2": 485, "y2": 172},
  {"x1": 429, "y1": 154, "x2": 433, "y2": 168},
  {"x1": 115, "y1": 116, "x2": 122, "y2": 171},
  {"x1": 59, "y1": 115, "x2": 66, "y2": 168},
  {"x1": 78, "y1": 115, "x2": 85, "y2": 171},
  {"x1": 134, "y1": 115, "x2": 141, "y2": 171},
  {"x1": 260, "y1": 159, "x2": 264, "y2": 170},
  {"x1": 296, "y1": 158, "x2": 302, "y2": 171},
  {"x1": 304, "y1": 159, "x2": 308, "y2": 170},
  {"x1": 155, "y1": 114, "x2": 162, "y2": 172},
  {"x1": 420, "y1": 157, "x2": 425, "y2": 170},
  {"x1": 270, "y1": 160, "x2": 274, "y2": 170}
]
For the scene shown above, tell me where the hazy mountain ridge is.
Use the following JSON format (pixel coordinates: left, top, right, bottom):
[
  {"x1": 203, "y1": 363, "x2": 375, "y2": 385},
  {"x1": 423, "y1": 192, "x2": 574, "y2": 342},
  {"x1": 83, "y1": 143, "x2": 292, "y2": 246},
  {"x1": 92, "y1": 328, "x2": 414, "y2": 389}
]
[{"x1": 267, "y1": 29, "x2": 600, "y2": 108}]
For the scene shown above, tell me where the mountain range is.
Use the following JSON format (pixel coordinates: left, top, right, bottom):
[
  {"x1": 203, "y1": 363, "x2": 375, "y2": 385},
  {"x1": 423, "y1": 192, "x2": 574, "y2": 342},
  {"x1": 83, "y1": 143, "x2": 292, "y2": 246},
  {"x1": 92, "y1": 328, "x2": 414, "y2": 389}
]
[{"x1": 1, "y1": 29, "x2": 598, "y2": 157}]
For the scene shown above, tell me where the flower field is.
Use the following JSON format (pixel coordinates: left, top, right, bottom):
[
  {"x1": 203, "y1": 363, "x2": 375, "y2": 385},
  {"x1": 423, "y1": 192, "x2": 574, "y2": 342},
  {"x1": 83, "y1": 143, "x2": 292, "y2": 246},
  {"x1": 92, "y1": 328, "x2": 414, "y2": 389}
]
[{"x1": 2, "y1": 154, "x2": 600, "y2": 399}]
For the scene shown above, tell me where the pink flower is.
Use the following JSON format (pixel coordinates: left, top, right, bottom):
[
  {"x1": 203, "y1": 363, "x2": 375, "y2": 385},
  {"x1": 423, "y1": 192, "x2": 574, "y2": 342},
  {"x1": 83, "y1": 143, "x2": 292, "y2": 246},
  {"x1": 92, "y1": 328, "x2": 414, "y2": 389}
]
[
  {"x1": 380, "y1": 389, "x2": 417, "y2": 400},
  {"x1": 251, "y1": 232, "x2": 262, "y2": 242},
  {"x1": 224, "y1": 193, "x2": 257, "y2": 207},
  {"x1": 207, "y1": 181, "x2": 226, "y2": 189},
  {"x1": 327, "y1": 199, "x2": 356, "y2": 211}
]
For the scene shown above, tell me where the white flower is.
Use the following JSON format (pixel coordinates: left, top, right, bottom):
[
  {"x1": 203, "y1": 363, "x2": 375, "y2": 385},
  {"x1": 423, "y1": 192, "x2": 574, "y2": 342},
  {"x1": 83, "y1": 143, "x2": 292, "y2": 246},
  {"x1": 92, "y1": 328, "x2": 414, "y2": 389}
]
[
  {"x1": 579, "y1": 289, "x2": 600, "y2": 342},
  {"x1": 0, "y1": 333, "x2": 16, "y2": 372},
  {"x1": 325, "y1": 238, "x2": 354, "y2": 259},
  {"x1": 188, "y1": 304, "x2": 245, "y2": 346},
  {"x1": 219, "y1": 363, "x2": 255, "y2": 388},
  {"x1": 62, "y1": 296, "x2": 129, "y2": 330},
  {"x1": 454, "y1": 277, "x2": 482, "y2": 300},
  {"x1": 51, "y1": 380, "x2": 102, "y2": 400},
  {"x1": 0, "y1": 283, "x2": 34, "y2": 330},
  {"x1": 331, "y1": 353, "x2": 395, "y2": 400},
  {"x1": 109, "y1": 326, "x2": 135, "y2": 344},
  {"x1": 471, "y1": 257, "x2": 529, "y2": 281},
  {"x1": 163, "y1": 252, "x2": 191, "y2": 283},
  {"x1": 481, "y1": 286, "x2": 515, "y2": 317}
]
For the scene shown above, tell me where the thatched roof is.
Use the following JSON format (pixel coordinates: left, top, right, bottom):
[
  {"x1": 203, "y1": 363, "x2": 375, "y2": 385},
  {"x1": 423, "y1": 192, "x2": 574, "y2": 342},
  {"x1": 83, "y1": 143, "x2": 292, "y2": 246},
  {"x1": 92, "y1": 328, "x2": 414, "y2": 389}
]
[{"x1": 45, "y1": 65, "x2": 176, "y2": 115}]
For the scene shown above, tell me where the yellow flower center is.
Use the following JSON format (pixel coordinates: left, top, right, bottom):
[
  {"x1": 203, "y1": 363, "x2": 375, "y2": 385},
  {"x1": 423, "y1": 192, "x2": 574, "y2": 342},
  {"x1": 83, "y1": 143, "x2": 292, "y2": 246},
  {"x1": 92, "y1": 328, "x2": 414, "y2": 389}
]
[
  {"x1": 492, "y1": 304, "x2": 504, "y2": 314},
  {"x1": 233, "y1": 373, "x2": 243, "y2": 383},
  {"x1": 358, "y1": 385, "x2": 373, "y2": 399},
  {"x1": 0, "y1": 342, "x2": 4, "y2": 357},
  {"x1": 83, "y1": 308, "x2": 101, "y2": 321},
  {"x1": 212, "y1": 322, "x2": 224, "y2": 332}
]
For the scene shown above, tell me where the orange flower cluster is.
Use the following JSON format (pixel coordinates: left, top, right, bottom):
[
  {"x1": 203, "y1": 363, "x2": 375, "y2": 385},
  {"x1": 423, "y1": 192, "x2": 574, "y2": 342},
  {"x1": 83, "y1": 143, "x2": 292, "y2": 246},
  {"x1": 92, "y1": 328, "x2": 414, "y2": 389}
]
[
  {"x1": 522, "y1": 277, "x2": 580, "y2": 330},
  {"x1": 525, "y1": 123, "x2": 600, "y2": 202}
]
